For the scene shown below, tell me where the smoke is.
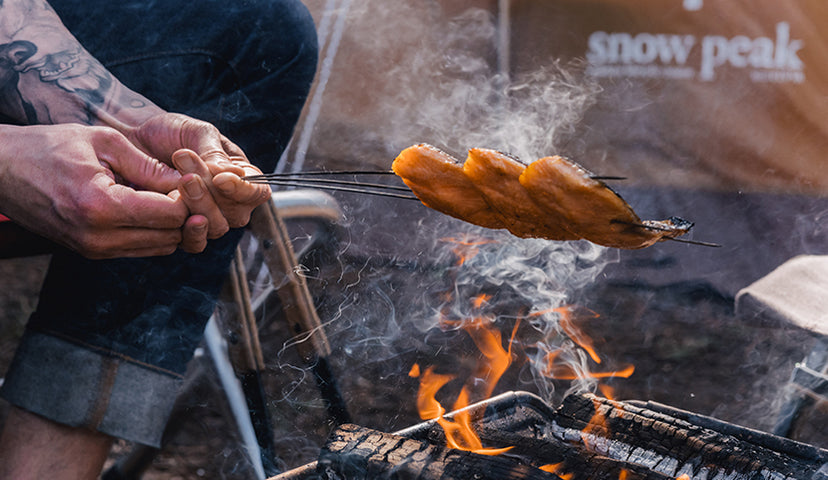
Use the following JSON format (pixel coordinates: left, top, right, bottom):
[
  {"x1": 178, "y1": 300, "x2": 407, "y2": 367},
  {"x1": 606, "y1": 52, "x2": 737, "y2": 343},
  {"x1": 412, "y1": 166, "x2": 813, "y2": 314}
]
[
  {"x1": 373, "y1": 7, "x2": 600, "y2": 163},
  {"x1": 291, "y1": 2, "x2": 619, "y2": 407}
]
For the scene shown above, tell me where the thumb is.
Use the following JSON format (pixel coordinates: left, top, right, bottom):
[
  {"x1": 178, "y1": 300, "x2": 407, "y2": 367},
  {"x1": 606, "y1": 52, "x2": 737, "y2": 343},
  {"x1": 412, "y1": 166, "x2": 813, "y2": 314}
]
[{"x1": 97, "y1": 131, "x2": 182, "y2": 193}]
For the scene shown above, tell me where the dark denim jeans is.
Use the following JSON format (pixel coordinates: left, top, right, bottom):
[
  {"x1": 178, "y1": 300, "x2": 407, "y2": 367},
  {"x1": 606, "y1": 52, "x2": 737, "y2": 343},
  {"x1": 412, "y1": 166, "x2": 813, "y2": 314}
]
[{"x1": 1, "y1": 0, "x2": 317, "y2": 446}]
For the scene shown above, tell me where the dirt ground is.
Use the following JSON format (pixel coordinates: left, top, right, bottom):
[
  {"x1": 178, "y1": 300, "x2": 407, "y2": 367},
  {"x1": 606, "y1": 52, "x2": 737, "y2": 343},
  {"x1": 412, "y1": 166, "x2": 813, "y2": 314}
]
[{"x1": 0, "y1": 188, "x2": 825, "y2": 479}]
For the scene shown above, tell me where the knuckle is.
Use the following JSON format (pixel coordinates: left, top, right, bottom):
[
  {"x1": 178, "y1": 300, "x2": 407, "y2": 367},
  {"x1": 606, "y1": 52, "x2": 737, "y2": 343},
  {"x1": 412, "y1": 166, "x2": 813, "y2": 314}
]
[
  {"x1": 75, "y1": 197, "x2": 113, "y2": 227},
  {"x1": 158, "y1": 244, "x2": 179, "y2": 256},
  {"x1": 74, "y1": 232, "x2": 108, "y2": 259},
  {"x1": 92, "y1": 126, "x2": 126, "y2": 147},
  {"x1": 209, "y1": 223, "x2": 230, "y2": 239},
  {"x1": 228, "y1": 213, "x2": 252, "y2": 229}
]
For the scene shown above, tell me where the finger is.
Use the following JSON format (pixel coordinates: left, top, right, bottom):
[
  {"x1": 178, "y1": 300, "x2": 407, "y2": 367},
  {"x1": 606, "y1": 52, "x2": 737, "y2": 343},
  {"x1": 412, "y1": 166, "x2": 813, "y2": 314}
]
[
  {"x1": 172, "y1": 148, "x2": 212, "y2": 177},
  {"x1": 105, "y1": 183, "x2": 189, "y2": 229},
  {"x1": 206, "y1": 160, "x2": 246, "y2": 178},
  {"x1": 180, "y1": 214, "x2": 209, "y2": 253},
  {"x1": 95, "y1": 128, "x2": 182, "y2": 193},
  {"x1": 77, "y1": 227, "x2": 183, "y2": 259},
  {"x1": 178, "y1": 173, "x2": 229, "y2": 239},
  {"x1": 172, "y1": 149, "x2": 232, "y2": 204},
  {"x1": 213, "y1": 172, "x2": 272, "y2": 205},
  {"x1": 187, "y1": 122, "x2": 235, "y2": 167},
  {"x1": 220, "y1": 135, "x2": 247, "y2": 160}
]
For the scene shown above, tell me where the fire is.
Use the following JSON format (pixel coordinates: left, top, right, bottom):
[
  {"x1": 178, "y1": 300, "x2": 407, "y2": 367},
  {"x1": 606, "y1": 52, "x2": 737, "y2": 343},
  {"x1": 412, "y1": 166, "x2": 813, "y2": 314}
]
[
  {"x1": 529, "y1": 307, "x2": 636, "y2": 454},
  {"x1": 441, "y1": 235, "x2": 497, "y2": 266},
  {"x1": 534, "y1": 305, "x2": 634, "y2": 385},
  {"x1": 472, "y1": 293, "x2": 491, "y2": 309},
  {"x1": 532, "y1": 306, "x2": 602, "y2": 364},
  {"x1": 582, "y1": 395, "x2": 611, "y2": 443},
  {"x1": 413, "y1": 239, "x2": 636, "y2": 462},
  {"x1": 540, "y1": 462, "x2": 630, "y2": 480},
  {"x1": 543, "y1": 354, "x2": 635, "y2": 381},
  {"x1": 539, "y1": 463, "x2": 573, "y2": 480},
  {"x1": 409, "y1": 312, "x2": 519, "y2": 456}
]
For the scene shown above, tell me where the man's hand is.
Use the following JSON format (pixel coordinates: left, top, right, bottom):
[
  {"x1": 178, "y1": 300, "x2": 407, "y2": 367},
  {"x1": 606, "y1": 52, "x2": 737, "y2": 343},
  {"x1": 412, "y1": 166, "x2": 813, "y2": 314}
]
[
  {"x1": 127, "y1": 113, "x2": 272, "y2": 238},
  {"x1": 0, "y1": 124, "x2": 194, "y2": 259}
]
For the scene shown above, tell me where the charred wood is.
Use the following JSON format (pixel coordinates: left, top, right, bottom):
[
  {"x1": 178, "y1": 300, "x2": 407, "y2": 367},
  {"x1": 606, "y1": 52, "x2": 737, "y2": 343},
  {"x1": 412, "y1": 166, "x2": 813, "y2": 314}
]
[
  {"x1": 401, "y1": 394, "x2": 671, "y2": 480},
  {"x1": 553, "y1": 394, "x2": 827, "y2": 480},
  {"x1": 271, "y1": 392, "x2": 828, "y2": 480},
  {"x1": 316, "y1": 423, "x2": 557, "y2": 480}
]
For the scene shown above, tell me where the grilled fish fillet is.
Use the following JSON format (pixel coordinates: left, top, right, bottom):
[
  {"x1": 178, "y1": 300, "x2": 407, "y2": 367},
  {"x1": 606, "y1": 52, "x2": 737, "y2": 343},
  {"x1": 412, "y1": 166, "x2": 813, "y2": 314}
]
[
  {"x1": 519, "y1": 156, "x2": 690, "y2": 248},
  {"x1": 393, "y1": 143, "x2": 693, "y2": 249},
  {"x1": 463, "y1": 148, "x2": 579, "y2": 240},
  {"x1": 391, "y1": 144, "x2": 502, "y2": 229}
]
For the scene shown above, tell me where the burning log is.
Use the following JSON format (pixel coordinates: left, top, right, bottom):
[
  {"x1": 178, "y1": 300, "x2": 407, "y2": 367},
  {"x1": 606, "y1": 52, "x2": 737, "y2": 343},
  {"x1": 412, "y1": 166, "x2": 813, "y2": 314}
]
[
  {"x1": 317, "y1": 423, "x2": 558, "y2": 480},
  {"x1": 552, "y1": 394, "x2": 828, "y2": 480},
  {"x1": 400, "y1": 392, "x2": 674, "y2": 480},
  {"x1": 273, "y1": 392, "x2": 828, "y2": 480}
]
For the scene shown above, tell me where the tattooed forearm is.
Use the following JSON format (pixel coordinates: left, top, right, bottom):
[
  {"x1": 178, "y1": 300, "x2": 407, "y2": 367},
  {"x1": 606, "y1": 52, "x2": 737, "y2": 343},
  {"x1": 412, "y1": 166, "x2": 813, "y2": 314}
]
[{"x1": 0, "y1": 0, "x2": 161, "y2": 127}]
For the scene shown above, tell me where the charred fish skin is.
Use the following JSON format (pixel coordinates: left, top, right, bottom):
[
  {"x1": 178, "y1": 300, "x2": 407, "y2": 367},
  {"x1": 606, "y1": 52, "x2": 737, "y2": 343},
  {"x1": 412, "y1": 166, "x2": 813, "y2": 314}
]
[
  {"x1": 641, "y1": 216, "x2": 694, "y2": 240},
  {"x1": 392, "y1": 144, "x2": 503, "y2": 229}
]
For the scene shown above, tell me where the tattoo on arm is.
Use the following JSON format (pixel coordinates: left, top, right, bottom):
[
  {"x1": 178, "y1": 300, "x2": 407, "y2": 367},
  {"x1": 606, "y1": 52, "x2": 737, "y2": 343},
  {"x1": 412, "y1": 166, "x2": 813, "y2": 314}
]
[{"x1": 0, "y1": 0, "x2": 155, "y2": 126}]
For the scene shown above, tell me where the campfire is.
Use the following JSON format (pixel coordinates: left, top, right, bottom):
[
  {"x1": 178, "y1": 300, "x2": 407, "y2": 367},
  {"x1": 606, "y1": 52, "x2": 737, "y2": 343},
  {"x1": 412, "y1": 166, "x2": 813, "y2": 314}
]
[
  {"x1": 268, "y1": 233, "x2": 828, "y2": 480},
  {"x1": 272, "y1": 390, "x2": 826, "y2": 480},
  {"x1": 271, "y1": 313, "x2": 825, "y2": 480}
]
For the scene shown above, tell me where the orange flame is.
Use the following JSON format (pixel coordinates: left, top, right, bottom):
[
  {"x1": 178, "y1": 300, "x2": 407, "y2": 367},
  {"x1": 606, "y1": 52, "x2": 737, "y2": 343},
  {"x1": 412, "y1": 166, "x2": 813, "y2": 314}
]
[
  {"x1": 539, "y1": 463, "x2": 574, "y2": 480},
  {"x1": 581, "y1": 396, "x2": 610, "y2": 449},
  {"x1": 543, "y1": 353, "x2": 635, "y2": 381},
  {"x1": 461, "y1": 316, "x2": 516, "y2": 399},
  {"x1": 598, "y1": 383, "x2": 616, "y2": 400},
  {"x1": 409, "y1": 315, "x2": 519, "y2": 456},
  {"x1": 441, "y1": 235, "x2": 497, "y2": 266},
  {"x1": 472, "y1": 293, "x2": 491, "y2": 309}
]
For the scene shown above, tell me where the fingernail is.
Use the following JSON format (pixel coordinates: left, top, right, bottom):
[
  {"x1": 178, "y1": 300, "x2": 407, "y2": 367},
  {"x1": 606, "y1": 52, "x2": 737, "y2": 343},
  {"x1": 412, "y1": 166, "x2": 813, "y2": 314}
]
[
  {"x1": 173, "y1": 150, "x2": 196, "y2": 172},
  {"x1": 184, "y1": 177, "x2": 203, "y2": 199}
]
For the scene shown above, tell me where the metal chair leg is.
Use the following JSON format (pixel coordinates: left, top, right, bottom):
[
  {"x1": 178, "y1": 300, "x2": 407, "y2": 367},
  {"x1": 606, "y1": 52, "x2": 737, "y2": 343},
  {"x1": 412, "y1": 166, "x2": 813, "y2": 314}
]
[
  {"x1": 772, "y1": 337, "x2": 828, "y2": 438},
  {"x1": 248, "y1": 194, "x2": 351, "y2": 426},
  {"x1": 103, "y1": 190, "x2": 350, "y2": 479}
]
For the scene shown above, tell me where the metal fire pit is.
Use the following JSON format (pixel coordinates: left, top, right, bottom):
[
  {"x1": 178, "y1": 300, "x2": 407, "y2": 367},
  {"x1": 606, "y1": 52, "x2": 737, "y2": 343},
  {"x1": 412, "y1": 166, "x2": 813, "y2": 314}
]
[{"x1": 273, "y1": 391, "x2": 828, "y2": 480}]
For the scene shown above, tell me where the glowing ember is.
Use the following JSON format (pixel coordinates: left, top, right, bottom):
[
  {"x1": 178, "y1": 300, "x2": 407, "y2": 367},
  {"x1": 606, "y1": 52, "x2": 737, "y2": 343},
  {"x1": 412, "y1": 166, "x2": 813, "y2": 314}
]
[{"x1": 539, "y1": 462, "x2": 574, "y2": 479}]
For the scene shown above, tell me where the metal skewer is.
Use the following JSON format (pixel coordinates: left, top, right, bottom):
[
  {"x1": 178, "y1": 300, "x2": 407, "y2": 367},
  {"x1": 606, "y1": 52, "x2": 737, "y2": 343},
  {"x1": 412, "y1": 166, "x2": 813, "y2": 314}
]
[
  {"x1": 662, "y1": 237, "x2": 722, "y2": 247},
  {"x1": 245, "y1": 178, "x2": 420, "y2": 200},
  {"x1": 244, "y1": 171, "x2": 419, "y2": 200},
  {"x1": 244, "y1": 172, "x2": 717, "y2": 247},
  {"x1": 244, "y1": 170, "x2": 625, "y2": 181},
  {"x1": 590, "y1": 176, "x2": 627, "y2": 181},
  {"x1": 243, "y1": 169, "x2": 397, "y2": 179},
  {"x1": 611, "y1": 220, "x2": 721, "y2": 248}
]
